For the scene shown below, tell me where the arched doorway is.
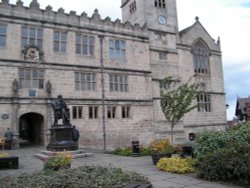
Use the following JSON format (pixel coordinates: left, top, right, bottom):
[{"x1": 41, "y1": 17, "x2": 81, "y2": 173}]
[{"x1": 19, "y1": 113, "x2": 44, "y2": 145}]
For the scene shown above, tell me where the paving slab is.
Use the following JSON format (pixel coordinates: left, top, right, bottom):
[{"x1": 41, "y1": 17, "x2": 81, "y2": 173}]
[{"x1": 0, "y1": 146, "x2": 242, "y2": 188}]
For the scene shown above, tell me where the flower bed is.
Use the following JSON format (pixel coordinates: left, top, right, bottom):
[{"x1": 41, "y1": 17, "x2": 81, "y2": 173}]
[{"x1": 44, "y1": 151, "x2": 71, "y2": 171}]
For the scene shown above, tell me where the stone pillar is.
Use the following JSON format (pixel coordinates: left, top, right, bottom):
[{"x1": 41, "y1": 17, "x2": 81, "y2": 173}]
[{"x1": 11, "y1": 79, "x2": 20, "y2": 148}]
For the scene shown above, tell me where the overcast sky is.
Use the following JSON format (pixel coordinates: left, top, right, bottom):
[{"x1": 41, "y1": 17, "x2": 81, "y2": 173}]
[{"x1": 8, "y1": 0, "x2": 250, "y2": 120}]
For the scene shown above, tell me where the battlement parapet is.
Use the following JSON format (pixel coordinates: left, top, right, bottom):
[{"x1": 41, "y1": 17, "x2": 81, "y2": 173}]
[{"x1": 0, "y1": 0, "x2": 148, "y2": 38}]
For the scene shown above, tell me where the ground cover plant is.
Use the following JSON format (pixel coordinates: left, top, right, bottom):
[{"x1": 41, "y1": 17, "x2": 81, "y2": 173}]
[
  {"x1": 106, "y1": 146, "x2": 151, "y2": 156},
  {"x1": 194, "y1": 123, "x2": 250, "y2": 186},
  {"x1": 156, "y1": 156, "x2": 196, "y2": 174},
  {"x1": 0, "y1": 165, "x2": 150, "y2": 188}
]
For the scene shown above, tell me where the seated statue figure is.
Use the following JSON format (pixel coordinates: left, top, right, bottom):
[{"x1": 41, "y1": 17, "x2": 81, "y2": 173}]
[{"x1": 52, "y1": 95, "x2": 70, "y2": 126}]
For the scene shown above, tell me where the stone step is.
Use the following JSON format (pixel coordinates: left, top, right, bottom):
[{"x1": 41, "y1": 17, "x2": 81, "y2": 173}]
[
  {"x1": 72, "y1": 153, "x2": 94, "y2": 159},
  {"x1": 40, "y1": 150, "x2": 86, "y2": 156},
  {"x1": 34, "y1": 153, "x2": 50, "y2": 161}
]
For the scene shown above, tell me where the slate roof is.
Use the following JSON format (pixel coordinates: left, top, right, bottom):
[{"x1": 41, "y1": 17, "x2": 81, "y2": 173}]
[{"x1": 235, "y1": 97, "x2": 250, "y2": 115}]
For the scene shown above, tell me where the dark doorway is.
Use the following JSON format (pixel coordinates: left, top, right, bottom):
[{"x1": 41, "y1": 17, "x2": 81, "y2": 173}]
[{"x1": 19, "y1": 113, "x2": 44, "y2": 145}]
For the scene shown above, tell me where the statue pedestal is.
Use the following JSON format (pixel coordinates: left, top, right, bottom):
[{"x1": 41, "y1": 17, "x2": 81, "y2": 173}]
[{"x1": 47, "y1": 125, "x2": 77, "y2": 151}]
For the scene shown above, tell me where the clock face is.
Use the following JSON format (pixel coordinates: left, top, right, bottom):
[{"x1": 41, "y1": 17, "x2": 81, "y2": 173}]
[{"x1": 158, "y1": 15, "x2": 166, "y2": 25}]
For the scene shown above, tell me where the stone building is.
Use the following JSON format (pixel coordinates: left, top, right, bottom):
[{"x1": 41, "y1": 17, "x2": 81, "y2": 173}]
[
  {"x1": 0, "y1": 0, "x2": 227, "y2": 149},
  {"x1": 235, "y1": 97, "x2": 250, "y2": 122}
]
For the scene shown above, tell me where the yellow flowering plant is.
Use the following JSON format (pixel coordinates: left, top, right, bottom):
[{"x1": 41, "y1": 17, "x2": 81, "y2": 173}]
[
  {"x1": 0, "y1": 152, "x2": 9, "y2": 158},
  {"x1": 150, "y1": 139, "x2": 174, "y2": 154},
  {"x1": 156, "y1": 156, "x2": 196, "y2": 174},
  {"x1": 45, "y1": 151, "x2": 72, "y2": 167}
]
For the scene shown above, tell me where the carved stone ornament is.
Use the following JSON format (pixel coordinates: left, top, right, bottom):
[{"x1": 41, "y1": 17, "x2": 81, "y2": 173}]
[{"x1": 22, "y1": 45, "x2": 43, "y2": 62}]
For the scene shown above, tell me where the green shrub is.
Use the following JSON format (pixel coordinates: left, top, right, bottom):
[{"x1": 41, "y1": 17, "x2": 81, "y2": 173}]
[
  {"x1": 193, "y1": 123, "x2": 250, "y2": 159},
  {"x1": 194, "y1": 123, "x2": 250, "y2": 186},
  {"x1": 156, "y1": 156, "x2": 196, "y2": 174},
  {"x1": 0, "y1": 165, "x2": 150, "y2": 188},
  {"x1": 106, "y1": 146, "x2": 151, "y2": 156},
  {"x1": 106, "y1": 147, "x2": 132, "y2": 156},
  {"x1": 196, "y1": 143, "x2": 250, "y2": 186},
  {"x1": 139, "y1": 147, "x2": 151, "y2": 156}
]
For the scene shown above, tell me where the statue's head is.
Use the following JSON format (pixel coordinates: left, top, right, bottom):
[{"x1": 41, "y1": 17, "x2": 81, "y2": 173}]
[{"x1": 57, "y1": 94, "x2": 62, "y2": 99}]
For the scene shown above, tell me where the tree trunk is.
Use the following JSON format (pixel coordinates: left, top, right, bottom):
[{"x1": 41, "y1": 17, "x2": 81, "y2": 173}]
[{"x1": 170, "y1": 124, "x2": 174, "y2": 144}]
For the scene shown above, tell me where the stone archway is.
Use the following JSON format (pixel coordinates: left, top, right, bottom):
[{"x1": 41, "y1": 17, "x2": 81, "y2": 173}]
[{"x1": 19, "y1": 113, "x2": 44, "y2": 145}]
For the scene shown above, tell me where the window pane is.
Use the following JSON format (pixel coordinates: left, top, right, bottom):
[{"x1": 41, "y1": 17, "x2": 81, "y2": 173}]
[
  {"x1": 109, "y1": 39, "x2": 114, "y2": 48},
  {"x1": 61, "y1": 43, "x2": 66, "y2": 52},
  {"x1": 75, "y1": 72, "x2": 80, "y2": 80},
  {"x1": 0, "y1": 36, "x2": 5, "y2": 46},
  {"x1": 37, "y1": 29, "x2": 43, "y2": 39},
  {"x1": 89, "y1": 46, "x2": 94, "y2": 55},
  {"x1": 54, "y1": 42, "x2": 59, "y2": 51},
  {"x1": 83, "y1": 45, "x2": 88, "y2": 54},
  {"x1": 83, "y1": 35, "x2": 87, "y2": 45},
  {"x1": 73, "y1": 107, "x2": 77, "y2": 119},
  {"x1": 0, "y1": 25, "x2": 6, "y2": 34},
  {"x1": 89, "y1": 36, "x2": 94, "y2": 46},
  {"x1": 54, "y1": 32, "x2": 59, "y2": 41},
  {"x1": 76, "y1": 44, "x2": 81, "y2": 54},
  {"x1": 37, "y1": 39, "x2": 43, "y2": 48},
  {"x1": 38, "y1": 70, "x2": 44, "y2": 78},
  {"x1": 61, "y1": 33, "x2": 67, "y2": 41},
  {"x1": 32, "y1": 80, "x2": 38, "y2": 88},
  {"x1": 89, "y1": 106, "x2": 93, "y2": 118},
  {"x1": 33, "y1": 69, "x2": 38, "y2": 79},
  {"x1": 76, "y1": 35, "x2": 81, "y2": 44},
  {"x1": 75, "y1": 82, "x2": 80, "y2": 90},
  {"x1": 115, "y1": 40, "x2": 120, "y2": 50},
  {"x1": 78, "y1": 107, "x2": 82, "y2": 119},
  {"x1": 120, "y1": 41, "x2": 125, "y2": 49},
  {"x1": 30, "y1": 28, "x2": 36, "y2": 38},
  {"x1": 21, "y1": 27, "x2": 27, "y2": 37},
  {"x1": 39, "y1": 79, "x2": 44, "y2": 89},
  {"x1": 21, "y1": 38, "x2": 27, "y2": 48},
  {"x1": 25, "y1": 70, "x2": 31, "y2": 79}
]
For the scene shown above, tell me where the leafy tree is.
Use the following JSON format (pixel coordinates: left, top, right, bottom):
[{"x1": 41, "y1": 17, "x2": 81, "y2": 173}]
[{"x1": 160, "y1": 77, "x2": 200, "y2": 144}]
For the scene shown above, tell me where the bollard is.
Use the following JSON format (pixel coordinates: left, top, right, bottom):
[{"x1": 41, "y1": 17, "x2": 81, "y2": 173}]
[{"x1": 132, "y1": 141, "x2": 140, "y2": 157}]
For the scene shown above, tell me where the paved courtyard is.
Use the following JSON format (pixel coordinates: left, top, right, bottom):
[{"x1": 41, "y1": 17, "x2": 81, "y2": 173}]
[{"x1": 0, "y1": 145, "x2": 242, "y2": 188}]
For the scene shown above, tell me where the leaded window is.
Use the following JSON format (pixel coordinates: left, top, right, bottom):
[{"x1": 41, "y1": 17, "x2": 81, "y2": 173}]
[
  {"x1": 197, "y1": 93, "x2": 211, "y2": 112},
  {"x1": 72, "y1": 106, "x2": 83, "y2": 119},
  {"x1": 21, "y1": 26, "x2": 43, "y2": 49},
  {"x1": 76, "y1": 34, "x2": 95, "y2": 55},
  {"x1": 122, "y1": 106, "x2": 131, "y2": 118},
  {"x1": 155, "y1": 0, "x2": 166, "y2": 9},
  {"x1": 19, "y1": 69, "x2": 44, "y2": 89},
  {"x1": 129, "y1": 1, "x2": 137, "y2": 14},
  {"x1": 75, "y1": 72, "x2": 96, "y2": 91},
  {"x1": 109, "y1": 74, "x2": 128, "y2": 92},
  {"x1": 109, "y1": 39, "x2": 125, "y2": 61},
  {"x1": 0, "y1": 24, "x2": 7, "y2": 46},
  {"x1": 89, "y1": 106, "x2": 98, "y2": 119},
  {"x1": 192, "y1": 41, "x2": 210, "y2": 74},
  {"x1": 54, "y1": 31, "x2": 67, "y2": 52},
  {"x1": 107, "y1": 106, "x2": 116, "y2": 119}
]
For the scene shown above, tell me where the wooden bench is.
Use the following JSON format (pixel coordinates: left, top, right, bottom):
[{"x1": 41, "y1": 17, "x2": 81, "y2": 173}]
[
  {"x1": 0, "y1": 156, "x2": 19, "y2": 169},
  {"x1": 0, "y1": 137, "x2": 7, "y2": 150}
]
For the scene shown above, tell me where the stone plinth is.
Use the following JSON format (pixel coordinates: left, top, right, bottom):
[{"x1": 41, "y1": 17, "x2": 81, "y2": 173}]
[{"x1": 47, "y1": 125, "x2": 77, "y2": 151}]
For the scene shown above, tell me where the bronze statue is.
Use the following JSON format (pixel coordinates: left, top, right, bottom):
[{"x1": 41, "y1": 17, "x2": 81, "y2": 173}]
[{"x1": 52, "y1": 95, "x2": 70, "y2": 126}]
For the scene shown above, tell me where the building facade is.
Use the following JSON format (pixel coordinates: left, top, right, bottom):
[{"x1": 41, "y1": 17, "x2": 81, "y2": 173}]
[
  {"x1": 0, "y1": 0, "x2": 227, "y2": 149},
  {"x1": 235, "y1": 97, "x2": 250, "y2": 122}
]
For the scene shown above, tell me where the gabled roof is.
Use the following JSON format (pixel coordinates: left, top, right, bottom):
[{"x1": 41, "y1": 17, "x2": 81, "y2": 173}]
[
  {"x1": 179, "y1": 17, "x2": 213, "y2": 39},
  {"x1": 178, "y1": 16, "x2": 220, "y2": 50},
  {"x1": 235, "y1": 97, "x2": 250, "y2": 115}
]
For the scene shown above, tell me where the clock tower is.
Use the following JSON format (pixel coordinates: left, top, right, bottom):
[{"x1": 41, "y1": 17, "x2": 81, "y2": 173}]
[
  {"x1": 121, "y1": 0, "x2": 178, "y2": 34},
  {"x1": 121, "y1": 0, "x2": 179, "y2": 78},
  {"x1": 121, "y1": 0, "x2": 180, "y2": 129}
]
